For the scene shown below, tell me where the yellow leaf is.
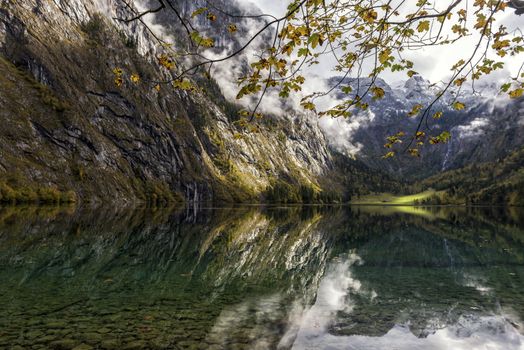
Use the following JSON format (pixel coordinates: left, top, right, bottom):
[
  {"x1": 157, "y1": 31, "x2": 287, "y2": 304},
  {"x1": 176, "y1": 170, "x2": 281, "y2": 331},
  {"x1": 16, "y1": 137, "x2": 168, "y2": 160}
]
[
  {"x1": 452, "y1": 101, "x2": 465, "y2": 110},
  {"x1": 361, "y1": 9, "x2": 378, "y2": 23},
  {"x1": 130, "y1": 74, "x2": 140, "y2": 83},
  {"x1": 509, "y1": 88, "x2": 523, "y2": 98},
  {"x1": 408, "y1": 104, "x2": 423, "y2": 116},
  {"x1": 227, "y1": 24, "x2": 237, "y2": 33},
  {"x1": 173, "y1": 79, "x2": 194, "y2": 91},
  {"x1": 371, "y1": 86, "x2": 385, "y2": 100},
  {"x1": 379, "y1": 49, "x2": 391, "y2": 64},
  {"x1": 474, "y1": 14, "x2": 486, "y2": 29},
  {"x1": 408, "y1": 148, "x2": 420, "y2": 157},
  {"x1": 158, "y1": 54, "x2": 175, "y2": 70},
  {"x1": 492, "y1": 40, "x2": 510, "y2": 50},
  {"x1": 382, "y1": 151, "x2": 395, "y2": 159},
  {"x1": 454, "y1": 77, "x2": 466, "y2": 86},
  {"x1": 114, "y1": 77, "x2": 123, "y2": 87},
  {"x1": 417, "y1": 20, "x2": 430, "y2": 32}
]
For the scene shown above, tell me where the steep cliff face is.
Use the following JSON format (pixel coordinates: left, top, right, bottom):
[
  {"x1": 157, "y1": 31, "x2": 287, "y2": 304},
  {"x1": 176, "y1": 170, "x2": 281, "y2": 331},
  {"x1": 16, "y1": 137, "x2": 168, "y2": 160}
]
[
  {"x1": 0, "y1": 0, "x2": 336, "y2": 204},
  {"x1": 328, "y1": 76, "x2": 524, "y2": 180}
]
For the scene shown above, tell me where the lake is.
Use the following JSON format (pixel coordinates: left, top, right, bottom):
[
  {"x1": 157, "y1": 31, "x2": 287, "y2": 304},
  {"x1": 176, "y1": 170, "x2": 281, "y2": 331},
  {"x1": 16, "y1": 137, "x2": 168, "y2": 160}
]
[{"x1": 0, "y1": 205, "x2": 523, "y2": 350}]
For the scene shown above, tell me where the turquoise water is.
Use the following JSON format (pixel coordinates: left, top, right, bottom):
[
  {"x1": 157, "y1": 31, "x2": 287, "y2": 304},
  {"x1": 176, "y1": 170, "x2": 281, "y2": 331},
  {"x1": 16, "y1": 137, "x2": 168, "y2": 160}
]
[{"x1": 0, "y1": 205, "x2": 523, "y2": 349}]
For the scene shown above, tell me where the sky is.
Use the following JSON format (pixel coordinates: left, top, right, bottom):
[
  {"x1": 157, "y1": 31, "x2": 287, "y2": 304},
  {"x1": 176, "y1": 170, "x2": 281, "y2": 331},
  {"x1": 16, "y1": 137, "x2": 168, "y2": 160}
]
[
  {"x1": 237, "y1": 0, "x2": 523, "y2": 84},
  {"x1": 223, "y1": 0, "x2": 523, "y2": 156},
  {"x1": 135, "y1": 0, "x2": 523, "y2": 156}
]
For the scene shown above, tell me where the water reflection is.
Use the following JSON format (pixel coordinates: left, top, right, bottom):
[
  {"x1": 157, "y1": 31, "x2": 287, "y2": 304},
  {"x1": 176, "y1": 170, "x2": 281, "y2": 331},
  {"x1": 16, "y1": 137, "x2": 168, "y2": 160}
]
[{"x1": 0, "y1": 205, "x2": 523, "y2": 349}]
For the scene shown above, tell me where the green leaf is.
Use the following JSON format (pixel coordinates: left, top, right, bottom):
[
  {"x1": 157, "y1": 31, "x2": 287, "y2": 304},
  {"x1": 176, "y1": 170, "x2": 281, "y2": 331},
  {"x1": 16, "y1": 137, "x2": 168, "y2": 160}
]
[
  {"x1": 501, "y1": 83, "x2": 511, "y2": 92},
  {"x1": 308, "y1": 33, "x2": 321, "y2": 49},
  {"x1": 297, "y1": 48, "x2": 309, "y2": 57},
  {"x1": 301, "y1": 101, "x2": 316, "y2": 111},
  {"x1": 191, "y1": 7, "x2": 208, "y2": 18},
  {"x1": 341, "y1": 86, "x2": 352, "y2": 94}
]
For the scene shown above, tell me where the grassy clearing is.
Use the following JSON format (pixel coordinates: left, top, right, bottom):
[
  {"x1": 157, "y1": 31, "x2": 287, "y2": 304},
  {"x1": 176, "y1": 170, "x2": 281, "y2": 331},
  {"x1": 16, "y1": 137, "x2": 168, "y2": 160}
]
[{"x1": 351, "y1": 189, "x2": 443, "y2": 205}]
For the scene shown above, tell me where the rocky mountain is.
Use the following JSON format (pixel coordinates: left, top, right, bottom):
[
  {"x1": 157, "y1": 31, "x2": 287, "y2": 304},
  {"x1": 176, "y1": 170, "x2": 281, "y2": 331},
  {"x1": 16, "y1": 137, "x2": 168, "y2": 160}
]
[
  {"x1": 0, "y1": 0, "x2": 520, "y2": 206},
  {"x1": 328, "y1": 75, "x2": 524, "y2": 180},
  {"x1": 0, "y1": 0, "x2": 396, "y2": 205}
]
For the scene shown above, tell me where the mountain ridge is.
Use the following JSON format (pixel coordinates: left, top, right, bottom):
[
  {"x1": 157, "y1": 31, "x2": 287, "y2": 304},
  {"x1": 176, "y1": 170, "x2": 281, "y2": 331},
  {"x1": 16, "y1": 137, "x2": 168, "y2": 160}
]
[
  {"x1": 0, "y1": 0, "x2": 400, "y2": 205},
  {"x1": 327, "y1": 75, "x2": 524, "y2": 179}
]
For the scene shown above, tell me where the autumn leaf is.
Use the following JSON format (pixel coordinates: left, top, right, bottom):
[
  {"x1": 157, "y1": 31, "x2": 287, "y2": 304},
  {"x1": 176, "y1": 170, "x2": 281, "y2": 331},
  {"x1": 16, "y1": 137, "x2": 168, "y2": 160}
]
[
  {"x1": 454, "y1": 77, "x2": 466, "y2": 86},
  {"x1": 361, "y1": 9, "x2": 378, "y2": 23},
  {"x1": 417, "y1": 21, "x2": 430, "y2": 33},
  {"x1": 382, "y1": 151, "x2": 395, "y2": 159},
  {"x1": 379, "y1": 49, "x2": 391, "y2": 64},
  {"x1": 158, "y1": 54, "x2": 175, "y2": 70},
  {"x1": 114, "y1": 77, "x2": 123, "y2": 87},
  {"x1": 432, "y1": 111, "x2": 443, "y2": 119},
  {"x1": 439, "y1": 131, "x2": 451, "y2": 142},
  {"x1": 227, "y1": 24, "x2": 237, "y2": 33},
  {"x1": 408, "y1": 104, "x2": 423, "y2": 117},
  {"x1": 130, "y1": 74, "x2": 140, "y2": 84},
  {"x1": 429, "y1": 131, "x2": 451, "y2": 144},
  {"x1": 452, "y1": 101, "x2": 465, "y2": 110},
  {"x1": 408, "y1": 148, "x2": 420, "y2": 157},
  {"x1": 371, "y1": 86, "x2": 385, "y2": 100},
  {"x1": 509, "y1": 88, "x2": 523, "y2": 98},
  {"x1": 173, "y1": 79, "x2": 194, "y2": 91},
  {"x1": 492, "y1": 39, "x2": 510, "y2": 50}
]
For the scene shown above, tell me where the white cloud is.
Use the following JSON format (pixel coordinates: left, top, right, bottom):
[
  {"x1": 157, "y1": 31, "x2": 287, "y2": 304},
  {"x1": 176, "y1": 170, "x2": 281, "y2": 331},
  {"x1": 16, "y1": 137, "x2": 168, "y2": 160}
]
[
  {"x1": 318, "y1": 110, "x2": 376, "y2": 156},
  {"x1": 240, "y1": 0, "x2": 520, "y2": 86},
  {"x1": 457, "y1": 117, "x2": 489, "y2": 138},
  {"x1": 133, "y1": 0, "x2": 520, "y2": 155}
]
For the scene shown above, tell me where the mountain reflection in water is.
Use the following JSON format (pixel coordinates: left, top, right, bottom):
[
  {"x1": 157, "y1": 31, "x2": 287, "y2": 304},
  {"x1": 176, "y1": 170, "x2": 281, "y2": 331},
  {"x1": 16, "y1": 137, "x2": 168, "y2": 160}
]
[{"x1": 0, "y1": 205, "x2": 523, "y2": 350}]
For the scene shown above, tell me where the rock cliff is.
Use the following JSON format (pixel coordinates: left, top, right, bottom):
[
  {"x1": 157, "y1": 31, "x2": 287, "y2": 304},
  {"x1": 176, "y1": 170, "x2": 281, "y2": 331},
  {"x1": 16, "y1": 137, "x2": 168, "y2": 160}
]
[{"x1": 0, "y1": 0, "x2": 345, "y2": 204}]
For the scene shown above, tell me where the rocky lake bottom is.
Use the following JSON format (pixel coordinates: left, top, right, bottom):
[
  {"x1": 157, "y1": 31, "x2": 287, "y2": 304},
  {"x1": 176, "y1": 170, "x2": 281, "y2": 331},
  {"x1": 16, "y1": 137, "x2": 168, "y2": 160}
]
[{"x1": 0, "y1": 205, "x2": 523, "y2": 349}]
